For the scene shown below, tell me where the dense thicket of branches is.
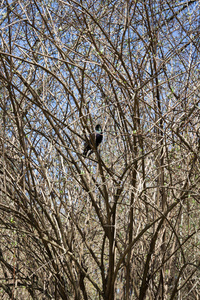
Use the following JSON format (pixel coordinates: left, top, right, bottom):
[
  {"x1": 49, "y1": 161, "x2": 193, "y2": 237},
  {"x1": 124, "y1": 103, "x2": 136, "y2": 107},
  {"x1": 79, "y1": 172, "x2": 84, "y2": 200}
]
[{"x1": 0, "y1": 0, "x2": 200, "y2": 299}]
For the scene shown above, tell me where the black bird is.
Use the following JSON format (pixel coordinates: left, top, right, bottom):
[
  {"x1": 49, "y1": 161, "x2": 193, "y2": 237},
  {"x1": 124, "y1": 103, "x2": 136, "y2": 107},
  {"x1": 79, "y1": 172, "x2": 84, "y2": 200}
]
[{"x1": 83, "y1": 124, "x2": 103, "y2": 156}]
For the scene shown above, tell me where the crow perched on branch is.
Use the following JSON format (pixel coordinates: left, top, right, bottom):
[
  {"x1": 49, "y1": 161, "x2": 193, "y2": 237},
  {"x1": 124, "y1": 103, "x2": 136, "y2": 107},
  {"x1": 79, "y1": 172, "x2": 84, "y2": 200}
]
[{"x1": 83, "y1": 124, "x2": 103, "y2": 157}]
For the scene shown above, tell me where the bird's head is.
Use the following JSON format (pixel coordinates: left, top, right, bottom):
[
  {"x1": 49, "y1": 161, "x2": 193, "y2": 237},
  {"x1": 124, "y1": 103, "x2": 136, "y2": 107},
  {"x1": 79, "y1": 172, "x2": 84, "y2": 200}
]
[{"x1": 95, "y1": 124, "x2": 102, "y2": 134}]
